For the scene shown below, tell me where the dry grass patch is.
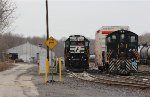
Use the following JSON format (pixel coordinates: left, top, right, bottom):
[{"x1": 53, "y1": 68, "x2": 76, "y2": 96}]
[{"x1": 0, "y1": 62, "x2": 14, "y2": 72}]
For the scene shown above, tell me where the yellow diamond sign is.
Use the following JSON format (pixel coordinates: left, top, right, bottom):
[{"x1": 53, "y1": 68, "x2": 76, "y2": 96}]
[{"x1": 46, "y1": 36, "x2": 58, "y2": 49}]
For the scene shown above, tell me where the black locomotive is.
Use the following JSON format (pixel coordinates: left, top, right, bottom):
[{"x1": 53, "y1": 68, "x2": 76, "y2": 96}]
[
  {"x1": 64, "y1": 35, "x2": 90, "y2": 71},
  {"x1": 105, "y1": 30, "x2": 139, "y2": 74}
]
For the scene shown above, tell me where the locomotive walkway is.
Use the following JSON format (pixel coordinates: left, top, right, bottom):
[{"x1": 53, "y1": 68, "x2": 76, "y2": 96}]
[{"x1": 0, "y1": 63, "x2": 39, "y2": 97}]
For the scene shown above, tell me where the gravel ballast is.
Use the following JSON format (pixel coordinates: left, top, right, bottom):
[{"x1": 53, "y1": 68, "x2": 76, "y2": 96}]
[{"x1": 29, "y1": 66, "x2": 150, "y2": 97}]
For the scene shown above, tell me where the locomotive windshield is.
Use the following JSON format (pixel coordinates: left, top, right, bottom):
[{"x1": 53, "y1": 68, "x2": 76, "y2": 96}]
[
  {"x1": 120, "y1": 34, "x2": 125, "y2": 42},
  {"x1": 121, "y1": 34, "x2": 125, "y2": 39},
  {"x1": 70, "y1": 41, "x2": 84, "y2": 46},
  {"x1": 107, "y1": 37, "x2": 111, "y2": 43},
  {"x1": 130, "y1": 36, "x2": 136, "y2": 42},
  {"x1": 112, "y1": 35, "x2": 116, "y2": 39},
  {"x1": 85, "y1": 42, "x2": 89, "y2": 46}
]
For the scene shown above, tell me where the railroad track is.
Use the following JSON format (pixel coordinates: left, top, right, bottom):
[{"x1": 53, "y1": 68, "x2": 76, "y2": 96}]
[{"x1": 69, "y1": 72, "x2": 150, "y2": 89}]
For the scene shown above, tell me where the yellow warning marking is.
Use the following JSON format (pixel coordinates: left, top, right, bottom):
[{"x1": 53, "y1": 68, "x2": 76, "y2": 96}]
[
  {"x1": 38, "y1": 63, "x2": 40, "y2": 75},
  {"x1": 45, "y1": 58, "x2": 50, "y2": 83},
  {"x1": 59, "y1": 58, "x2": 62, "y2": 81},
  {"x1": 46, "y1": 36, "x2": 58, "y2": 49}
]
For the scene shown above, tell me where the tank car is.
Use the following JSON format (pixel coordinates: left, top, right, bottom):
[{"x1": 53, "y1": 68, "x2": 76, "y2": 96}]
[
  {"x1": 138, "y1": 44, "x2": 150, "y2": 65},
  {"x1": 64, "y1": 35, "x2": 90, "y2": 71},
  {"x1": 105, "y1": 30, "x2": 139, "y2": 74}
]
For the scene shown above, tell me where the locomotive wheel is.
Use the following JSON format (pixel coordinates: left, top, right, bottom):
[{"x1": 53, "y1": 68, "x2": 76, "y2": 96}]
[
  {"x1": 65, "y1": 61, "x2": 70, "y2": 70},
  {"x1": 85, "y1": 63, "x2": 89, "y2": 69}
]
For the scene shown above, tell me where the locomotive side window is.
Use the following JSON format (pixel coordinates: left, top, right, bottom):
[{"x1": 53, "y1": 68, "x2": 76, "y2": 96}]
[
  {"x1": 85, "y1": 42, "x2": 89, "y2": 46},
  {"x1": 130, "y1": 36, "x2": 136, "y2": 42},
  {"x1": 70, "y1": 41, "x2": 76, "y2": 45},
  {"x1": 107, "y1": 37, "x2": 111, "y2": 43},
  {"x1": 112, "y1": 35, "x2": 116, "y2": 43},
  {"x1": 65, "y1": 41, "x2": 69, "y2": 47}
]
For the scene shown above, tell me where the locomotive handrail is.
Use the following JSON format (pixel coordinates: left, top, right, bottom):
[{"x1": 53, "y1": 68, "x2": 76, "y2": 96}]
[
  {"x1": 133, "y1": 51, "x2": 140, "y2": 61},
  {"x1": 107, "y1": 50, "x2": 113, "y2": 64}
]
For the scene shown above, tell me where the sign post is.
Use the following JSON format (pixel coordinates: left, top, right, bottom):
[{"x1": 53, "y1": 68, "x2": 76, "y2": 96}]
[{"x1": 45, "y1": 36, "x2": 58, "y2": 82}]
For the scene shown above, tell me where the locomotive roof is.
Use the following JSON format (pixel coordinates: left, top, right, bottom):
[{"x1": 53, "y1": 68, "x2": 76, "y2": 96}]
[
  {"x1": 106, "y1": 30, "x2": 138, "y2": 38},
  {"x1": 65, "y1": 35, "x2": 89, "y2": 42},
  {"x1": 69, "y1": 35, "x2": 84, "y2": 37}
]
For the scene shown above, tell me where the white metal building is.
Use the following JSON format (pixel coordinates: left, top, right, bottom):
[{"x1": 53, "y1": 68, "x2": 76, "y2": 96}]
[{"x1": 7, "y1": 42, "x2": 55, "y2": 73}]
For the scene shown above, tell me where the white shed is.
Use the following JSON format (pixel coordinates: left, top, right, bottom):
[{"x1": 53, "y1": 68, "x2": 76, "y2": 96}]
[{"x1": 7, "y1": 42, "x2": 55, "y2": 73}]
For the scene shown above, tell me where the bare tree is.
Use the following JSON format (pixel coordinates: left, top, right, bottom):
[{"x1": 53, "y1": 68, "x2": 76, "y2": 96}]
[
  {"x1": 0, "y1": 0, "x2": 16, "y2": 32},
  {"x1": 139, "y1": 33, "x2": 150, "y2": 44}
]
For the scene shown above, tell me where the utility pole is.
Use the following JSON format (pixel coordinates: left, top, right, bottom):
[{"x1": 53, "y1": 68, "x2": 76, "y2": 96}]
[
  {"x1": 45, "y1": 0, "x2": 50, "y2": 83},
  {"x1": 46, "y1": 0, "x2": 49, "y2": 60},
  {"x1": 45, "y1": 0, "x2": 58, "y2": 83}
]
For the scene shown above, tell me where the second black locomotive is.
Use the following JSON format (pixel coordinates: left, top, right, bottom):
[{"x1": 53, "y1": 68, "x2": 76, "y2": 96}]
[{"x1": 105, "y1": 30, "x2": 139, "y2": 74}]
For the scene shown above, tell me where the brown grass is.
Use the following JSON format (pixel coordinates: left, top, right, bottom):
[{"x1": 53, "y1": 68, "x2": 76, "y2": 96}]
[{"x1": 0, "y1": 62, "x2": 14, "y2": 72}]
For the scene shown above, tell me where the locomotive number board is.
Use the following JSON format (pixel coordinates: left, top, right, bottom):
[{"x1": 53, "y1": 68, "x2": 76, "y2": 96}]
[{"x1": 70, "y1": 37, "x2": 84, "y2": 41}]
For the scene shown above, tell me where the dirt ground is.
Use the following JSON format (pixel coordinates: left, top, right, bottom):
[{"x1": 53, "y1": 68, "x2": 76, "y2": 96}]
[
  {"x1": 139, "y1": 65, "x2": 150, "y2": 72},
  {"x1": 0, "y1": 63, "x2": 38, "y2": 97}
]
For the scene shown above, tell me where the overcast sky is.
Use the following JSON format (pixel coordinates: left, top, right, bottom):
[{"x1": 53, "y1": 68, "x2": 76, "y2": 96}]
[{"x1": 12, "y1": 0, "x2": 150, "y2": 39}]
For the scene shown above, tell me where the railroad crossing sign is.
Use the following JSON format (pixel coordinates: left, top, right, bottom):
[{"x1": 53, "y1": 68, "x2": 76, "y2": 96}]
[{"x1": 46, "y1": 36, "x2": 58, "y2": 49}]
